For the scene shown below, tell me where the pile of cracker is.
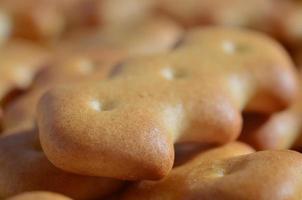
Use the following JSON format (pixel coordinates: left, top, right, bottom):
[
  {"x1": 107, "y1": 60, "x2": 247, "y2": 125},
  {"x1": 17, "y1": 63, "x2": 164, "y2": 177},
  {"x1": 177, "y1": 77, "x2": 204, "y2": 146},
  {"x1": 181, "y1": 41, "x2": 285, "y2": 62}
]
[{"x1": 1, "y1": 0, "x2": 302, "y2": 200}]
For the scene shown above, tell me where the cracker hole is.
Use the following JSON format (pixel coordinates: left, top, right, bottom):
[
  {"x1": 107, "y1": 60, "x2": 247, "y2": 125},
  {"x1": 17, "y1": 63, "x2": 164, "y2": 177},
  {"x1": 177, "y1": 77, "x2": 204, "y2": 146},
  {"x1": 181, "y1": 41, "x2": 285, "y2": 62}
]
[
  {"x1": 89, "y1": 100, "x2": 102, "y2": 111},
  {"x1": 161, "y1": 67, "x2": 186, "y2": 80},
  {"x1": 202, "y1": 165, "x2": 226, "y2": 178},
  {"x1": 222, "y1": 40, "x2": 249, "y2": 54},
  {"x1": 172, "y1": 35, "x2": 185, "y2": 49},
  {"x1": 89, "y1": 99, "x2": 116, "y2": 111},
  {"x1": 222, "y1": 40, "x2": 236, "y2": 54},
  {"x1": 214, "y1": 168, "x2": 225, "y2": 177},
  {"x1": 103, "y1": 101, "x2": 117, "y2": 111},
  {"x1": 109, "y1": 61, "x2": 125, "y2": 78}
]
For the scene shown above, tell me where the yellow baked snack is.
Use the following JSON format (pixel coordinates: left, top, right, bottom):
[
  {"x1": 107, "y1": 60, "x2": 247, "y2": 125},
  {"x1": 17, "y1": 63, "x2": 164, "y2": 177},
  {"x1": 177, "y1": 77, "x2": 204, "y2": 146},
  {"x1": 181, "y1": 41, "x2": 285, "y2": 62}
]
[
  {"x1": 37, "y1": 27, "x2": 297, "y2": 180},
  {"x1": 122, "y1": 142, "x2": 302, "y2": 200},
  {"x1": 0, "y1": 128, "x2": 123, "y2": 200}
]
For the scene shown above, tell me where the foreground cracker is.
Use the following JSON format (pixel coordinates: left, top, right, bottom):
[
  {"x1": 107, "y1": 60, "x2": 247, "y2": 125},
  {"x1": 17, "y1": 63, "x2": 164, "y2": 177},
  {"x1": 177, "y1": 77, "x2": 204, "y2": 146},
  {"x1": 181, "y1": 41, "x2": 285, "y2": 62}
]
[
  {"x1": 121, "y1": 143, "x2": 302, "y2": 200},
  {"x1": 0, "y1": 129, "x2": 123, "y2": 200},
  {"x1": 6, "y1": 192, "x2": 72, "y2": 200},
  {"x1": 37, "y1": 27, "x2": 297, "y2": 180}
]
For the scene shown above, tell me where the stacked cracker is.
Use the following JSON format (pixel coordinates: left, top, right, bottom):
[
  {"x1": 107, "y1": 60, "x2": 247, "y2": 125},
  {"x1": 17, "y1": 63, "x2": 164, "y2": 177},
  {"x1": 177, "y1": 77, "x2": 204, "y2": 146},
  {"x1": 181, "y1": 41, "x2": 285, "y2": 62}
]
[{"x1": 1, "y1": 0, "x2": 302, "y2": 200}]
